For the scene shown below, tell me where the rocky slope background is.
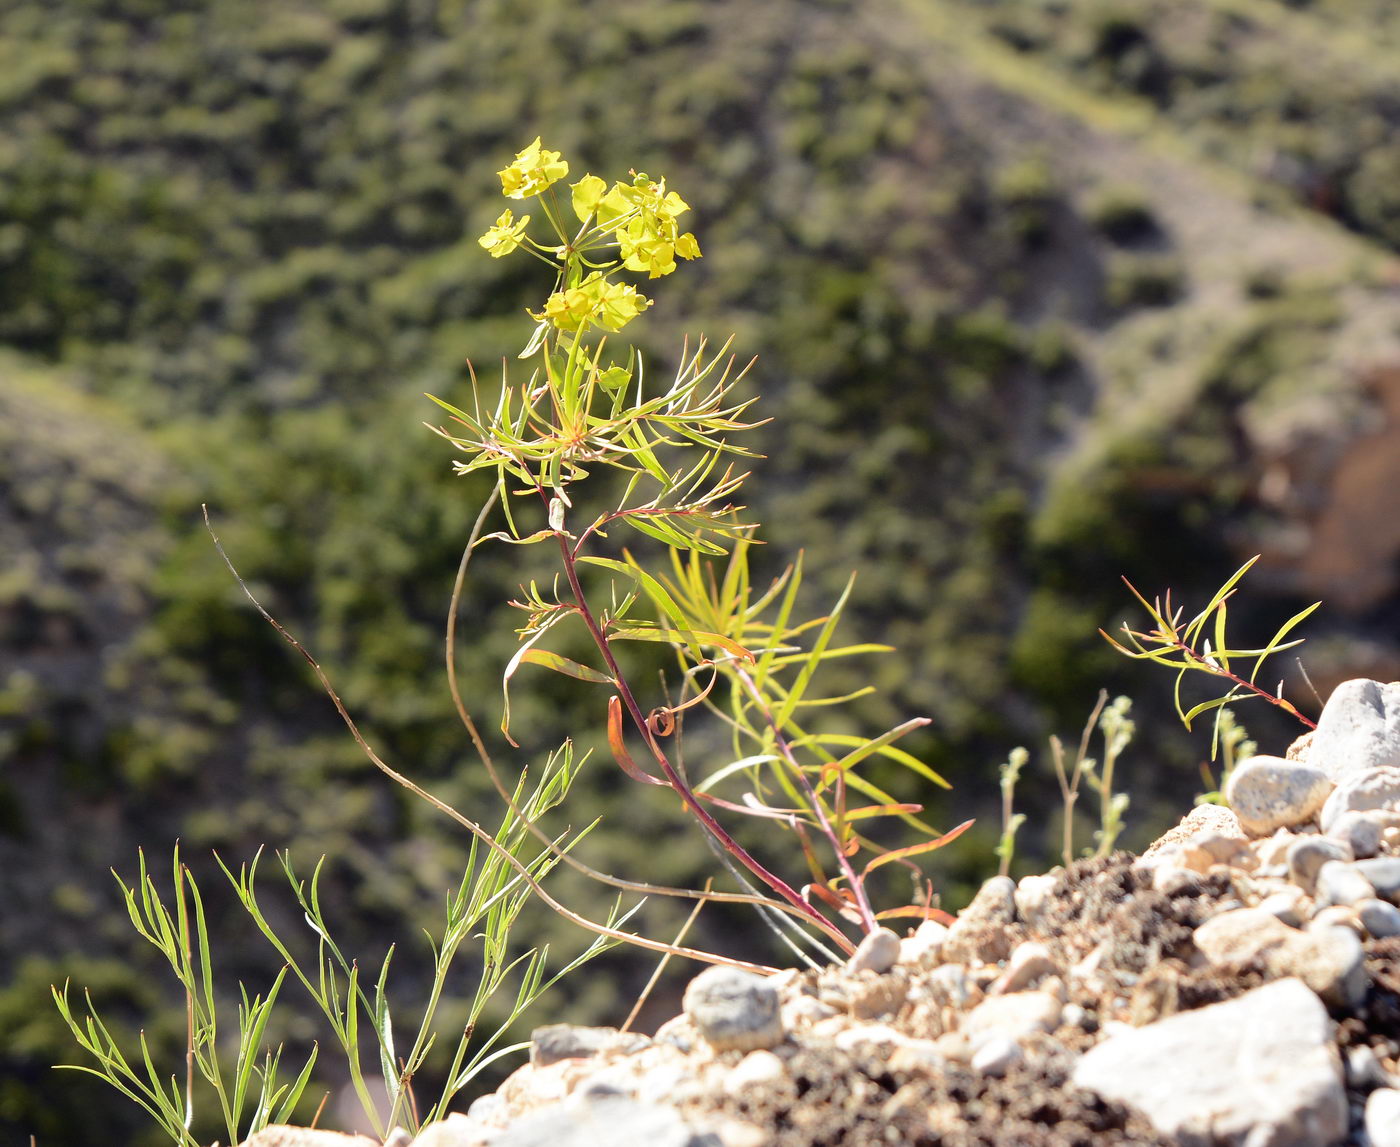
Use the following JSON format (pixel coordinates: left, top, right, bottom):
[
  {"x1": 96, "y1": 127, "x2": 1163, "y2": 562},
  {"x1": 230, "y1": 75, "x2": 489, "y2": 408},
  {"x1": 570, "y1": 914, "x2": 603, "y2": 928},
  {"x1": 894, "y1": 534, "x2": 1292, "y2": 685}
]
[{"x1": 5, "y1": 0, "x2": 1400, "y2": 1142}]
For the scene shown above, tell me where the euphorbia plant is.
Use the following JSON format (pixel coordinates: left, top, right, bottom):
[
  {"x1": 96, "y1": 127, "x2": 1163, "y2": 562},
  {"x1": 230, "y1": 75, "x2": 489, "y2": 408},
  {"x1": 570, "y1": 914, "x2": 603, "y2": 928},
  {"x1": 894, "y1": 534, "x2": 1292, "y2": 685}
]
[{"x1": 433, "y1": 139, "x2": 971, "y2": 959}]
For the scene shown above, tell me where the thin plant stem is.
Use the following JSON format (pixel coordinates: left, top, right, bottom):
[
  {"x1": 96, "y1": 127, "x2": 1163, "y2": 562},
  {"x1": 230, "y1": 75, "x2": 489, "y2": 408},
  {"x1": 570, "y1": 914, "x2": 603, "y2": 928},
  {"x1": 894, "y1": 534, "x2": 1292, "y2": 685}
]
[
  {"x1": 443, "y1": 492, "x2": 828, "y2": 930},
  {"x1": 180, "y1": 866, "x2": 195, "y2": 1134},
  {"x1": 733, "y1": 665, "x2": 877, "y2": 934},
  {"x1": 550, "y1": 520, "x2": 853, "y2": 952},
  {"x1": 204, "y1": 505, "x2": 780, "y2": 976},
  {"x1": 620, "y1": 880, "x2": 710, "y2": 1035}
]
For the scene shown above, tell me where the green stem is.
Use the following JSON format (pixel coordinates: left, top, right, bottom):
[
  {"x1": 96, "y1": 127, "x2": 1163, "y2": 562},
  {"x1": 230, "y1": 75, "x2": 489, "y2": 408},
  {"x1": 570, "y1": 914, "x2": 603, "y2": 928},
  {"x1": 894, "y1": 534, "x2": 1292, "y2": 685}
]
[{"x1": 733, "y1": 666, "x2": 878, "y2": 934}]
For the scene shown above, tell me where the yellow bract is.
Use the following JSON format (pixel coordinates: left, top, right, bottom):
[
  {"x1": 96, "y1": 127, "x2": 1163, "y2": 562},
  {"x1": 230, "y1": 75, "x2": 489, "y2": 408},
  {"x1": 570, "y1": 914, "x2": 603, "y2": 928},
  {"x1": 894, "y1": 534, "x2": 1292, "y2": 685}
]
[
  {"x1": 498, "y1": 137, "x2": 569, "y2": 199},
  {"x1": 531, "y1": 272, "x2": 652, "y2": 333},
  {"x1": 570, "y1": 174, "x2": 607, "y2": 222},
  {"x1": 477, "y1": 209, "x2": 530, "y2": 258}
]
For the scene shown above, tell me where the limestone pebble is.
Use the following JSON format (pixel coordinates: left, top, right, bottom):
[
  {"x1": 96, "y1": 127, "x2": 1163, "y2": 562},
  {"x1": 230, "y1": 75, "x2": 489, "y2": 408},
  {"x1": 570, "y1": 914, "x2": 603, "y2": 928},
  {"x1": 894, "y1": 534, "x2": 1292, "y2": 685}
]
[
  {"x1": 681, "y1": 966, "x2": 784, "y2": 1053},
  {"x1": 1319, "y1": 765, "x2": 1400, "y2": 833},
  {"x1": 1072, "y1": 978, "x2": 1346, "y2": 1147},
  {"x1": 1306, "y1": 677, "x2": 1400, "y2": 782},
  {"x1": 1224, "y1": 754, "x2": 1334, "y2": 836}
]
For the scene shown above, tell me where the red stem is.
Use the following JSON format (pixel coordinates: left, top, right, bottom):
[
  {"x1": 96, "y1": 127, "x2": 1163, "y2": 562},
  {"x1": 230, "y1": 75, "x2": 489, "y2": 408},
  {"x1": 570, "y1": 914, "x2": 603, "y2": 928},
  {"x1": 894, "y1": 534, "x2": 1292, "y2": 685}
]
[
  {"x1": 543, "y1": 499, "x2": 853, "y2": 952},
  {"x1": 1173, "y1": 640, "x2": 1318, "y2": 730}
]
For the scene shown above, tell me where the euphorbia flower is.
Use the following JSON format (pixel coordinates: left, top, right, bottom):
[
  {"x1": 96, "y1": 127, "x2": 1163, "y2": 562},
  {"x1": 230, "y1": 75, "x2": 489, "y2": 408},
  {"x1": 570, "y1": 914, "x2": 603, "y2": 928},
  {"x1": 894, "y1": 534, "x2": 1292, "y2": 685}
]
[
  {"x1": 498, "y1": 137, "x2": 569, "y2": 199},
  {"x1": 478, "y1": 209, "x2": 530, "y2": 257}
]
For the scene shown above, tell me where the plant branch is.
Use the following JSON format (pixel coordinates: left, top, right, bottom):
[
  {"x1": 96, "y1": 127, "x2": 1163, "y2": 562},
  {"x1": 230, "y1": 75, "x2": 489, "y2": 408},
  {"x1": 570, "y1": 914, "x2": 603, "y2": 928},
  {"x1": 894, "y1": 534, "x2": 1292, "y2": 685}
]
[
  {"x1": 549, "y1": 510, "x2": 854, "y2": 953},
  {"x1": 204, "y1": 504, "x2": 779, "y2": 976}
]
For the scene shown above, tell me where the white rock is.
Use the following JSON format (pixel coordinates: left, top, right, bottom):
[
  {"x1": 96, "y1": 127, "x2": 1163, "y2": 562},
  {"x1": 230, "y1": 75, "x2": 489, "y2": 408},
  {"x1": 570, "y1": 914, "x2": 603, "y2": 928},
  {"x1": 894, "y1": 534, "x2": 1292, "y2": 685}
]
[
  {"x1": 1308, "y1": 678, "x2": 1400, "y2": 782},
  {"x1": 1014, "y1": 872, "x2": 1059, "y2": 925},
  {"x1": 847, "y1": 927, "x2": 901, "y2": 974},
  {"x1": 1142, "y1": 803, "x2": 1246, "y2": 857},
  {"x1": 990, "y1": 941, "x2": 1060, "y2": 995},
  {"x1": 970, "y1": 1035, "x2": 1023, "y2": 1077},
  {"x1": 929, "y1": 962, "x2": 979, "y2": 1009},
  {"x1": 898, "y1": 919, "x2": 948, "y2": 967},
  {"x1": 1307, "y1": 905, "x2": 1365, "y2": 936},
  {"x1": 833, "y1": 1023, "x2": 905, "y2": 1054},
  {"x1": 1367, "y1": 1087, "x2": 1400, "y2": 1147},
  {"x1": 1226, "y1": 756, "x2": 1335, "y2": 836},
  {"x1": 1271, "y1": 925, "x2": 1368, "y2": 1008},
  {"x1": 885, "y1": 1038, "x2": 946, "y2": 1076},
  {"x1": 1193, "y1": 908, "x2": 1298, "y2": 965},
  {"x1": 781, "y1": 995, "x2": 837, "y2": 1029},
  {"x1": 1314, "y1": 860, "x2": 1377, "y2": 908},
  {"x1": 1320, "y1": 766, "x2": 1400, "y2": 833},
  {"x1": 1254, "y1": 829, "x2": 1299, "y2": 869},
  {"x1": 713, "y1": 1121, "x2": 768, "y2": 1147},
  {"x1": 492, "y1": 1097, "x2": 708, "y2": 1147},
  {"x1": 1356, "y1": 856, "x2": 1400, "y2": 903},
  {"x1": 943, "y1": 876, "x2": 1017, "y2": 965},
  {"x1": 1071, "y1": 978, "x2": 1347, "y2": 1146},
  {"x1": 1193, "y1": 830, "x2": 1253, "y2": 867},
  {"x1": 1194, "y1": 908, "x2": 1366, "y2": 1007},
  {"x1": 1327, "y1": 809, "x2": 1385, "y2": 858},
  {"x1": 682, "y1": 966, "x2": 784, "y2": 1053},
  {"x1": 241, "y1": 1131, "x2": 379, "y2": 1147},
  {"x1": 1359, "y1": 898, "x2": 1400, "y2": 938},
  {"x1": 723, "y1": 1050, "x2": 785, "y2": 1095},
  {"x1": 400, "y1": 1117, "x2": 483, "y2": 1147},
  {"x1": 1347, "y1": 1045, "x2": 1391, "y2": 1089},
  {"x1": 962, "y1": 990, "x2": 1061, "y2": 1050},
  {"x1": 1152, "y1": 865, "x2": 1202, "y2": 895},
  {"x1": 1257, "y1": 887, "x2": 1308, "y2": 927},
  {"x1": 1287, "y1": 835, "x2": 1353, "y2": 892}
]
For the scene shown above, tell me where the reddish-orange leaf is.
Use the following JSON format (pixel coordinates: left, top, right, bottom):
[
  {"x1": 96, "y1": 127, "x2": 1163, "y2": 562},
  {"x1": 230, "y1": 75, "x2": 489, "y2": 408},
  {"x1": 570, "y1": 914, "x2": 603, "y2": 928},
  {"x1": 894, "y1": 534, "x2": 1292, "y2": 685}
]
[
  {"x1": 607, "y1": 695, "x2": 666, "y2": 786},
  {"x1": 860, "y1": 819, "x2": 976, "y2": 877},
  {"x1": 875, "y1": 905, "x2": 957, "y2": 925}
]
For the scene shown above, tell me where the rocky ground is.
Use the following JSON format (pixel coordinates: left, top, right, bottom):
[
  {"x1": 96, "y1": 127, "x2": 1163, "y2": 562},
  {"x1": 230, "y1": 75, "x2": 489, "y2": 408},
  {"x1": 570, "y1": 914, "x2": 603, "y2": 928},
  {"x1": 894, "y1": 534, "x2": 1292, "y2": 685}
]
[{"x1": 244, "y1": 680, "x2": 1400, "y2": 1147}]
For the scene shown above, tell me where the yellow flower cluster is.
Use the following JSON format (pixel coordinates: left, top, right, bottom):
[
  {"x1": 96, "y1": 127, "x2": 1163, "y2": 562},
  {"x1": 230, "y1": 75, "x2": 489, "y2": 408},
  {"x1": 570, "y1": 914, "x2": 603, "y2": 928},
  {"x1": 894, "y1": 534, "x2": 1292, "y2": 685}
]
[
  {"x1": 496, "y1": 137, "x2": 568, "y2": 199},
  {"x1": 531, "y1": 272, "x2": 652, "y2": 333},
  {"x1": 573, "y1": 172, "x2": 701, "y2": 279},
  {"x1": 478, "y1": 140, "x2": 703, "y2": 333}
]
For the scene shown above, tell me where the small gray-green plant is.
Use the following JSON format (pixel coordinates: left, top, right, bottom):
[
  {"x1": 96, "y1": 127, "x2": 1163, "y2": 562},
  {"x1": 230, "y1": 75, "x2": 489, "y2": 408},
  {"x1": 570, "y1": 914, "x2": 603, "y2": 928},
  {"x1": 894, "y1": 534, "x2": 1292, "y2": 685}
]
[
  {"x1": 54, "y1": 847, "x2": 316, "y2": 1147},
  {"x1": 995, "y1": 746, "x2": 1027, "y2": 878},
  {"x1": 55, "y1": 729, "x2": 624, "y2": 1142},
  {"x1": 1048, "y1": 692, "x2": 1135, "y2": 865}
]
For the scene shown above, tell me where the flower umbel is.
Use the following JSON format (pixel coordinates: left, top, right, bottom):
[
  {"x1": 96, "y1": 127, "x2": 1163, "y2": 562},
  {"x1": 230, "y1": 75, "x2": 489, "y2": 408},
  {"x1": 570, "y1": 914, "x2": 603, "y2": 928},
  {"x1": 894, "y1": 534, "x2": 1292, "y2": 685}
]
[
  {"x1": 498, "y1": 137, "x2": 569, "y2": 199},
  {"x1": 478, "y1": 209, "x2": 531, "y2": 258},
  {"x1": 532, "y1": 272, "x2": 651, "y2": 333}
]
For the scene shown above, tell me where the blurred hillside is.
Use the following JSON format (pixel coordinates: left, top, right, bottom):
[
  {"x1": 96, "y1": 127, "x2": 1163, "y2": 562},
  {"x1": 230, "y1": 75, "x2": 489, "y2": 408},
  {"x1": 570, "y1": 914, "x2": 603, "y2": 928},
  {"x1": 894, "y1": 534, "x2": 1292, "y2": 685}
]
[{"x1": 3, "y1": 0, "x2": 1400, "y2": 1141}]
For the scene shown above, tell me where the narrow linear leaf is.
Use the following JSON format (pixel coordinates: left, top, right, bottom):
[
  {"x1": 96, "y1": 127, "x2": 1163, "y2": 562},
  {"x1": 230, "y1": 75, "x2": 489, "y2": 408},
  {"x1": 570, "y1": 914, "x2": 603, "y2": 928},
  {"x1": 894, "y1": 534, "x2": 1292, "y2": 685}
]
[
  {"x1": 517, "y1": 648, "x2": 616, "y2": 685},
  {"x1": 861, "y1": 819, "x2": 976, "y2": 877},
  {"x1": 607, "y1": 696, "x2": 666, "y2": 786},
  {"x1": 1248, "y1": 601, "x2": 1322, "y2": 685},
  {"x1": 610, "y1": 626, "x2": 754, "y2": 663}
]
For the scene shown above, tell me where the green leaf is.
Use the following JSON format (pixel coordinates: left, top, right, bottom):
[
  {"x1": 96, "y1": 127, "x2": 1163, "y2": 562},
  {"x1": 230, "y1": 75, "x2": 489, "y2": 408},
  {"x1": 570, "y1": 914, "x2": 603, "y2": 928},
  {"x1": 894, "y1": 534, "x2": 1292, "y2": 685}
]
[
  {"x1": 610, "y1": 626, "x2": 754, "y2": 662},
  {"x1": 774, "y1": 573, "x2": 856, "y2": 728},
  {"x1": 579, "y1": 555, "x2": 703, "y2": 662},
  {"x1": 693, "y1": 754, "x2": 779, "y2": 794},
  {"x1": 516, "y1": 648, "x2": 616, "y2": 684},
  {"x1": 1248, "y1": 600, "x2": 1322, "y2": 685}
]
